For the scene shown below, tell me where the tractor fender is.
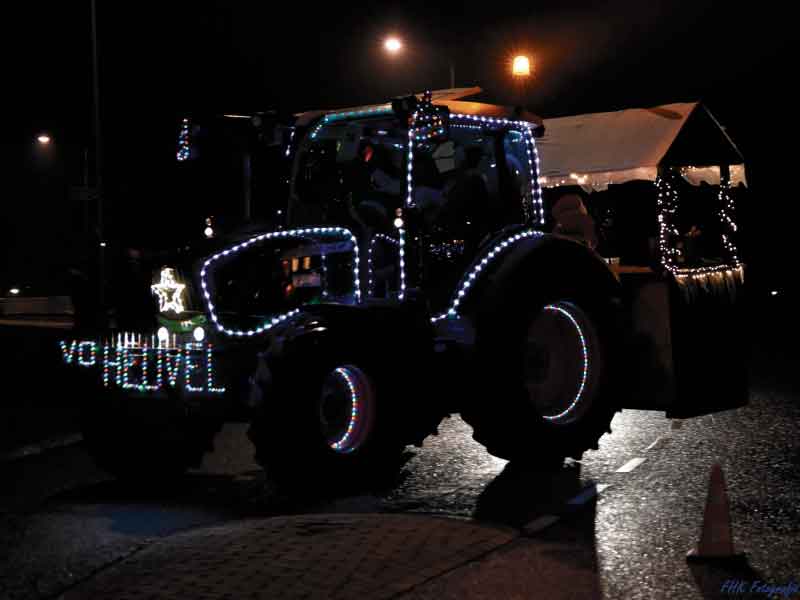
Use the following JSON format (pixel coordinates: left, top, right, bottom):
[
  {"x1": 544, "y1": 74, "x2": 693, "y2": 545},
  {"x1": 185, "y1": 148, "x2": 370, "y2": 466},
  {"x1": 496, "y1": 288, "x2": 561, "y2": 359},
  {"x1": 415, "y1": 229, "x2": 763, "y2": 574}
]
[{"x1": 450, "y1": 229, "x2": 622, "y2": 325}]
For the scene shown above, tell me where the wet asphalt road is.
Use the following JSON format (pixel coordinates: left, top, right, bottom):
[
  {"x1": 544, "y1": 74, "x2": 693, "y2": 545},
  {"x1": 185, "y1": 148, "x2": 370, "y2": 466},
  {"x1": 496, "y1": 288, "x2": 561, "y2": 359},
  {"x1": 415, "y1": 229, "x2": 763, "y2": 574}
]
[{"x1": 1, "y1": 316, "x2": 799, "y2": 599}]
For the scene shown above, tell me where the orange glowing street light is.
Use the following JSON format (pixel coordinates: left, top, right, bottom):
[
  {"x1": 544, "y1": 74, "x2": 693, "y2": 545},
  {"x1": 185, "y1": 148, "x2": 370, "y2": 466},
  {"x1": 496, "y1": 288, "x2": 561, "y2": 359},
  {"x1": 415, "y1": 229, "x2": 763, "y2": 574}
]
[{"x1": 512, "y1": 55, "x2": 531, "y2": 78}]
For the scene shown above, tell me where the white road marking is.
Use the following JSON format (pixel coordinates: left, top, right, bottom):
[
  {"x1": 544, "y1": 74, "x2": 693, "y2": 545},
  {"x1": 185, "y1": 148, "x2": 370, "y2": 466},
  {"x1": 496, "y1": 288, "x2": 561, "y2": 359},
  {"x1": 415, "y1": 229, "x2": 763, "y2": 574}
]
[
  {"x1": 567, "y1": 483, "x2": 610, "y2": 505},
  {"x1": 616, "y1": 457, "x2": 646, "y2": 473},
  {"x1": 0, "y1": 433, "x2": 83, "y2": 463},
  {"x1": 645, "y1": 436, "x2": 667, "y2": 451},
  {"x1": 523, "y1": 514, "x2": 560, "y2": 534},
  {"x1": 522, "y1": 484, "x2": 611, "y2": 533}
]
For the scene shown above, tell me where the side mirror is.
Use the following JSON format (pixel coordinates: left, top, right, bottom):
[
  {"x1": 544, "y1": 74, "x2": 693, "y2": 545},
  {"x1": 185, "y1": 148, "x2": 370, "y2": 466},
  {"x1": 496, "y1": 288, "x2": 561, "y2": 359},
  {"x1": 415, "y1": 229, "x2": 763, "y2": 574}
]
[
  {"x1": 391, "y1": 95, "x2": 418, "y2": 122},
  {"x1": 250, "y1": 113, "x2": 295, "y2": 147}
]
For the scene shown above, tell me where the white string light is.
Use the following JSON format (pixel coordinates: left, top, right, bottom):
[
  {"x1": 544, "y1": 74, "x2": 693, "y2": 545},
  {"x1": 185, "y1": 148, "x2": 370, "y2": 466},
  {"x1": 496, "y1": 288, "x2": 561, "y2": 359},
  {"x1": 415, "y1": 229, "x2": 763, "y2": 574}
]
[
  {"x1": 540, "y1": 303, "x2": 589, "y2": 422},
  {"x1": 431, "y1": 228, "x2": 543, "y2": 322},
  {"x1": 328, "y1": 366, "x2": 363, "y2": 454},
  {"x1": 284, "y1": 127, "x2": 296, "y2": 158},
  {"x1": 176, "y1": 117, "x2": 190, "y2": 161},
  {"x1": 367, "y1": 233, "x2": 400, "y2": 297},
  {"x1": 655, "y1": 175, "x2": 682, "y2": 272},
  {"x1": 200, "y1": 227, "x2": 361, "y2": 337},
  {"x1": 655, "y1": 173, "x2": 743, "y2": 290},
  {"x1": 61, "y1": 337, "x2": 225, "y2": 394}
]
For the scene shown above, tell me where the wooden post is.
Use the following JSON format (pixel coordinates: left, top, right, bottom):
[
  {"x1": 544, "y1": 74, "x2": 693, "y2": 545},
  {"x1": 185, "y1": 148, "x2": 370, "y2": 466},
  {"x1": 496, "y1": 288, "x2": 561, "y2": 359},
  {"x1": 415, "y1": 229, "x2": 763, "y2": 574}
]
[{"x1": 719, "y1": 164, "x2": 730, "y2": 188}]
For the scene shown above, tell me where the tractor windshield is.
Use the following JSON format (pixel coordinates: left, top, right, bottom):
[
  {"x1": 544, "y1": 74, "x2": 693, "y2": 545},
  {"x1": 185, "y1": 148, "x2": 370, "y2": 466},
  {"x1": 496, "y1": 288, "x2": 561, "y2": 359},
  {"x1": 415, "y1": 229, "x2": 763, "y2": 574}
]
[{"x1": 288, "y1": 115, "x2": 407, "y2": 234}]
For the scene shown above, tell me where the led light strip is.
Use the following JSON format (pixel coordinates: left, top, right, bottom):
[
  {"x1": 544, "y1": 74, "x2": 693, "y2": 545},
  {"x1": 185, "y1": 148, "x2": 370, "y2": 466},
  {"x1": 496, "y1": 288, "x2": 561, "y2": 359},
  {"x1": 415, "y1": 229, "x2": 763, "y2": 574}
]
[
  {"x1": 284, "y1": 128, "x2": 296, "y2": 158},
  {"x1": 718, "y1": 182, "x2": 741, "y2": 266},
  {"x1": 405, "y1": 117, "x2": 417, "y2": 208},
  {"x1": 431, "y1": 229, "x2": 543, "y2": 322},
  {"x1": 444, "y1": 113, "x2": 544, "y2": 225},
  {"x1": 160, "y1": 348, "x2": 182, "y2": 387},
  {"x1": 176, "y1": 118, "x2": 190, "y2": 161},
  {"x1": 184, "y1": 342, "x2": 204, "y2": 392},
  {"x1": 60, "y1": 340, "x2": 98, "y2": 366},
  {"x1": 656, "y1": 175, "x2": 742, "y2": 278},
  {"x1": 320, "y1": 253, "x2": 329, "y2": 298},
  {"x1": 134, "y1": 346, "x2": 160, "y2": 392},
  {"x1": 200, "y1": 227, "x2": 360, "y2": 337},
  {"x1": 103, "y1": 345, "x2": 122, "y2": 388},
  {"x1": 309, "y1": 106, "x2": 394, "y2": 140},
  {"x1": 655, "y1": 175, "x2": 682, "y2": 272},
  {"x1": 525, "y1": 127, "x2": 546, "y2": 225},
  {"x1": 206, "y1": 343, "x2": 226, "y2": 393},
  {"x1": 449, "y1": 113, "x2": 537, "y2": 129},
  {"x1": 80, "y1": 341, "x2": 223, "y2": 393},
  {"x1": 674, "y1": 264, "x2": 743, "y2": 276},
  {"x1": 398, "y1": 227, "x2": 407, "y2": 300},
  {"x1": 329, "y1": 367, "x2": 361, "y2": 453},
  {"x1": 540, "y1": 303, "x2": 589, "y2": 421},
  {"x1": 367, "y1": 233, "x2": 400, "y2": 296}
]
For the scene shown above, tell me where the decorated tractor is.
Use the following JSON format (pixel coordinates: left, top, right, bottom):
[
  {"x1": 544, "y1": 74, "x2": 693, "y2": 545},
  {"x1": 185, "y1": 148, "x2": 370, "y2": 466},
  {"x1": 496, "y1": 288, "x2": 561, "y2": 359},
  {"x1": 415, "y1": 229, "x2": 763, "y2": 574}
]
[{"x1": 60, "y1": 91, "x2": 748, "y2": 487}]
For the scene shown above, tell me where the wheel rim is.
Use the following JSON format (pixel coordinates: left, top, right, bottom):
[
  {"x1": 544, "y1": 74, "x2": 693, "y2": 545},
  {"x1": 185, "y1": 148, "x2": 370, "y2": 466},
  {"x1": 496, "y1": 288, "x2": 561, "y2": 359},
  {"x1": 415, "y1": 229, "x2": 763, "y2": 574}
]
[
  {"x1": 319, "y1": 366, "x2": 373, "y2": 453},
  {"x1": 523, "y1": 301, "x2": 600, "y2": 425}
]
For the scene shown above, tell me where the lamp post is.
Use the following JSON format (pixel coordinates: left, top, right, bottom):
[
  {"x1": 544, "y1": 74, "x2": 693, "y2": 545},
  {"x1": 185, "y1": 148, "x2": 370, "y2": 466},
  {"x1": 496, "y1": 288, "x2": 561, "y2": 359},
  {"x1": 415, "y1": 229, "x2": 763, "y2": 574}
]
[{"x1": 90, "y1": 0, "x2": 107, "y2": 315}]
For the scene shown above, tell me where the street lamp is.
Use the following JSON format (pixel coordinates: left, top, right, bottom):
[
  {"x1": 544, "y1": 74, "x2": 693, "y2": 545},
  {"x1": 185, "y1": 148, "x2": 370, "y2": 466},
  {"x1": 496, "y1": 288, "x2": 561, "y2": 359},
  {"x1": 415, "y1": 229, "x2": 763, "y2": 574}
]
[
  {"x1": 510, "y1": 54, "x2": 533, "y2": 106},
  {"x1": 512, "y1": 55, "x2": 531, "y2": 78},
  {"x1": 384, "y1": 37, "x2": 402, "y2": 54},
  {"x1": 37, "y1": 134, "x2": 51, "y2": 145}
]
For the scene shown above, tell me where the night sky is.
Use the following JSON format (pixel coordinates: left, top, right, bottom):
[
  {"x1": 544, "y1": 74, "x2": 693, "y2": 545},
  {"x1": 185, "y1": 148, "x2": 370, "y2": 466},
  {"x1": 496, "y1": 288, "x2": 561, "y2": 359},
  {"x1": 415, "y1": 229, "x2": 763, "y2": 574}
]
[{"x1": 2, "y1": 1, "x2": 795, "y2": 293}]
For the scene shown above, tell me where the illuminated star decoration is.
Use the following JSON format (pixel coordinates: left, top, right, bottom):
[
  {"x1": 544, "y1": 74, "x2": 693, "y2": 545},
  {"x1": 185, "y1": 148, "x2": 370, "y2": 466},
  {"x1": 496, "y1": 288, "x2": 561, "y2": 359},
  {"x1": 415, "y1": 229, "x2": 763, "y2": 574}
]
[{"x1": 151, "y1": 267, "x2": 186, "y2": 314}]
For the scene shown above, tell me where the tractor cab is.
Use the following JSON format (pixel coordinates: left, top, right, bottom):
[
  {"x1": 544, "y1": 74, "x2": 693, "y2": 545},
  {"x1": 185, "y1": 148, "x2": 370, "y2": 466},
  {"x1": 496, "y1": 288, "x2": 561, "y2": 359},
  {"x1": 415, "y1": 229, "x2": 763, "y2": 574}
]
[{"x1": 287, "y1": 89, "x2": 545, "y2": 312}]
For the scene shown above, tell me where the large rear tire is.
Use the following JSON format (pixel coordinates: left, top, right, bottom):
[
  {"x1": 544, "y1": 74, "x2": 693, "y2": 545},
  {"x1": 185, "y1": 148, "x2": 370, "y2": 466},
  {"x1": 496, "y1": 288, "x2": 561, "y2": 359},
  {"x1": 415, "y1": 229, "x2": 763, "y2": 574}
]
[{"x1": 461, "y1": 278, "x2": 622, "y2": 467}]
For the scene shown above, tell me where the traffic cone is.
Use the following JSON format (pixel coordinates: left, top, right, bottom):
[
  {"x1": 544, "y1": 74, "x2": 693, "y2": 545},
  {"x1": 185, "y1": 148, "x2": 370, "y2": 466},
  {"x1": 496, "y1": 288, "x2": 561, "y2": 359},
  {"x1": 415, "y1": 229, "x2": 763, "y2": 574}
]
[{"x1": 687, "y1": 463, "x2": 744, "y2": 562}]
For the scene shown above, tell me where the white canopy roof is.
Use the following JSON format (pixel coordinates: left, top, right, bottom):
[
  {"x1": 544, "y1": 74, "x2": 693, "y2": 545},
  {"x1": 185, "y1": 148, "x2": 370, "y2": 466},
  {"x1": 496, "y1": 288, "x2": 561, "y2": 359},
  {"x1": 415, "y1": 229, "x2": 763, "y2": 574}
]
[{"x1": 536, "y1": 102, "x2": 746, "y2": 192}]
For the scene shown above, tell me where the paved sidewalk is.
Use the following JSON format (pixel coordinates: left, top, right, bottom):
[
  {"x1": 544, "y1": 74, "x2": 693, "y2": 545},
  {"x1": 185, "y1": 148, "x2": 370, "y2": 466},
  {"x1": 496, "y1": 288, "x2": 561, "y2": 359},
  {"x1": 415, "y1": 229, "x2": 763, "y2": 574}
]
[{"x1": 62, "y1": 513, "x2": 600, "y2": 599}]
